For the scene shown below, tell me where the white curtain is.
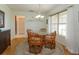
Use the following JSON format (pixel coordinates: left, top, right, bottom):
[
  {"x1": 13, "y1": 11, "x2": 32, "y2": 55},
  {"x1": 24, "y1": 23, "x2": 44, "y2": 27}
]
[
  {"x1": 66, "y1": 6, "x2": 79, "y2": 53},
  {"x1": 48, "y1": 17, "x2": 52, "y2": 33}
]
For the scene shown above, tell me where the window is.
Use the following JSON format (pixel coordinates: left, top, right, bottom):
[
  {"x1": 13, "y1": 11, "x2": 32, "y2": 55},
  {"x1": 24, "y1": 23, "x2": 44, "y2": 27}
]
[
  {"x1": 51, "y1": 14, "x2": 58, "y2": 32},
  {"x1": 50, "y1": 11, "x2": 67, "y2": 37},
  {"x1": 59, "y1": 11, "x2": 67, "y2": 36}
]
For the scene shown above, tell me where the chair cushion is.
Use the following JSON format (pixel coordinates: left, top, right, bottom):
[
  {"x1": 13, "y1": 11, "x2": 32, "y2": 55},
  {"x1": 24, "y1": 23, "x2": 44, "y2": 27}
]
[
  {"x1": 45, "y1": 35, "x2": 55, "y2": 39},
  {"x1": 31, "y1": 37, "x2": 41, "y2": 41},
  {"x1": 29, "y1": 37, "x2": 43, "y2": 44}
]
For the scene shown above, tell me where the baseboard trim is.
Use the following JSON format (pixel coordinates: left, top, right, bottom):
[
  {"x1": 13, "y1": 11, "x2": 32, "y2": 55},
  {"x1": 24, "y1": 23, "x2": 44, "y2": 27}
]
[
  {"x1": 59, "y1": 43, "x2": 79, "y2": 55},
  {"x1": 65, "y1": 47, "x2": 79, "y2": 55}
]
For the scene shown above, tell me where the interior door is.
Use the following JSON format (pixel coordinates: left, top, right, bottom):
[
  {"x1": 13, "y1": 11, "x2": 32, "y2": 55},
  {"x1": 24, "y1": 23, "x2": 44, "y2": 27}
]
[{"x1": 15, "y1": 16, "x2": 25, "y2": 35}]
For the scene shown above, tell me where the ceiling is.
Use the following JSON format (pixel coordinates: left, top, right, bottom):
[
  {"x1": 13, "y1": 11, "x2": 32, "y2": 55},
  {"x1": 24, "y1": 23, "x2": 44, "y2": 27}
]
[
  {"x1": 7, "y1": 4, "x2": 57, "y2": 14},
  {"x1": 7, "y1": 4, "x2": 72, "y2": 16}
]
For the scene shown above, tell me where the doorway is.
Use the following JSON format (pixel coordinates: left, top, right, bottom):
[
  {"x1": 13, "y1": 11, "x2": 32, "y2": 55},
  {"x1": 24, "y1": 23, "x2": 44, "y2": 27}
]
[{"x1": 15, "y1": 16, "x2": 25, "y2": 37}]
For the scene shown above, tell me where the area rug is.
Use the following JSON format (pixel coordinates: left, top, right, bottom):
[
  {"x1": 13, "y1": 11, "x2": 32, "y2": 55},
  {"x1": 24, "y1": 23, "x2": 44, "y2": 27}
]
[{"x1": 15, "y1": 41, "x2": 64, "y2": 55}]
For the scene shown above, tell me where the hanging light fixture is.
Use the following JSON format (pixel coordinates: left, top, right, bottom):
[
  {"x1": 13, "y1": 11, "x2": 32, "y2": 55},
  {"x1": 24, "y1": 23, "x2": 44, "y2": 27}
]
[{"x1": 35, "y1": 4, "x2": 44, "y2": 19}]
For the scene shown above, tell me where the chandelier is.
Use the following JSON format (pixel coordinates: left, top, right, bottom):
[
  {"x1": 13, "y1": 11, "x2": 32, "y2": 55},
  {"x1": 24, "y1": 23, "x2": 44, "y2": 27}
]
[{"x1": 35, "y1": 4, "x2": 44, "y2": 19}]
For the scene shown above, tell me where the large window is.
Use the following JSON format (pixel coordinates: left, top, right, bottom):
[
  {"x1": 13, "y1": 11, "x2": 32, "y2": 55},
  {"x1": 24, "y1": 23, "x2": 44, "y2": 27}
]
[
  {"x1": 59, "y1": 11, "x2": 67, "y2": 36},
  {"x1": 51, "y1": 14, "x2": 58, "y2": 32},
  {"x1": 51, "y1": 11, "x2": 67, "y2": 37}
]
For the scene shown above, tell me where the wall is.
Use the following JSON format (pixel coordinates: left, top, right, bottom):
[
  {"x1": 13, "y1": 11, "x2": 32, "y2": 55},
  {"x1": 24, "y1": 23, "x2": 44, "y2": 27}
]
[
  {"x1": 13, "y1": 11, "x2": 47, "y2": 34},
  {"x1": 0, "y1": 4, "x2": 15, "y2": 39}
]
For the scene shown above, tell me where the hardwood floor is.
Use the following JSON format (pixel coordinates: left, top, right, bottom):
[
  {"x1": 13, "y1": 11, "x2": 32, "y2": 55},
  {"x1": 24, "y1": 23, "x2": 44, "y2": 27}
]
[
  {"x1": 2, "y1": 36, "x2": 72, "y2": 55},
  {"x1": 2, "y1": 37, "x2": 26, "y2": 55}
]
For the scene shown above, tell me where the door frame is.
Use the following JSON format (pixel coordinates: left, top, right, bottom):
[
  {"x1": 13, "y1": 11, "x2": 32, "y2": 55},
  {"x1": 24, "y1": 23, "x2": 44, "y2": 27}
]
[{"x1": 15, "y1": 16, "x2": 17, "y2": 35}]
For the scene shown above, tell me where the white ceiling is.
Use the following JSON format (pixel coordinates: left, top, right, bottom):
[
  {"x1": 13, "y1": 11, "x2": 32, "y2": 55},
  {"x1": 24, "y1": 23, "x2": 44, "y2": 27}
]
[
  {"x1": 7, "y1": 4, "x2": 57, "y2": 14},
  {"x1": 7, "y1": 4, "x2": 72, "y2": 16}
]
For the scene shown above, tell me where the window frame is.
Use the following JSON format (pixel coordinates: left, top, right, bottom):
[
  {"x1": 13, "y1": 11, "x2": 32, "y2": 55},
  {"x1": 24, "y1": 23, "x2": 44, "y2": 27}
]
[{"x1": 51, "y1": 10, "x2": 67, "y2": 36}]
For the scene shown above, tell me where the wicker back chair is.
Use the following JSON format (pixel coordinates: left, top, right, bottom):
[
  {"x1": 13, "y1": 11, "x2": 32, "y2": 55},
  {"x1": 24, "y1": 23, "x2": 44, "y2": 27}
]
[
  {"x1": 27, "y1": 31, "x2": 43, "y2": 54},
  {"x1": 45, "y1": 31, "x2": 56, "y2": 49}
]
